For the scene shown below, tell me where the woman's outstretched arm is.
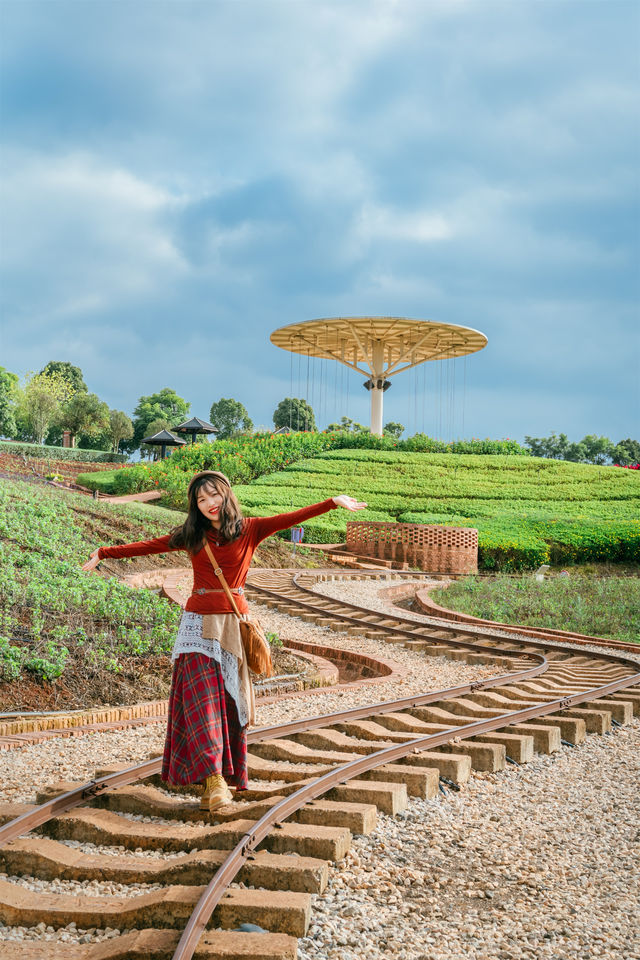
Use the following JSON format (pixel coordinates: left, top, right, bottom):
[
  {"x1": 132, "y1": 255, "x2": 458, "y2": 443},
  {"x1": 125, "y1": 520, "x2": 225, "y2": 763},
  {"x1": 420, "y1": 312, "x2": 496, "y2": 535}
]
[
  {"x1": 252, "y1": 495, "x2": 367, "y2": 545},
  {"x1": 81, "y1": 534, "x2": 180, "y2": 571}
]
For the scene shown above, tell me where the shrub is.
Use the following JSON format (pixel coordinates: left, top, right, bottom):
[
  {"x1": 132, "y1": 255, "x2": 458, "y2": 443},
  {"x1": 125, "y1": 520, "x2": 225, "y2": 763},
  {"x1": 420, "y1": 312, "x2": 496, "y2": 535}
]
[
  {"x1": 0, "y1": 440, "x2": 127, "y2": 463},
  {"x1": 76, "y1": 470, "x2": 120, "y2": 493}
]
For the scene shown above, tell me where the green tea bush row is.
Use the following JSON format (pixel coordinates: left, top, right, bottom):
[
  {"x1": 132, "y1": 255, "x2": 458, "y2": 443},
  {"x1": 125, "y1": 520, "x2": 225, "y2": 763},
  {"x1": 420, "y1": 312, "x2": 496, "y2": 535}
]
[
  {"x1": 233, "y1": 449, "x2": 640, "y2": 570},
  {"x1": 0, "y1": 480, "x2": 181, "y2": 684},
  {"x1": 75, "y1": 470, "x2": 121, "y2": 492},
  {"x1": 107, "y1": 433, "x2": 530, "y2": 504}
]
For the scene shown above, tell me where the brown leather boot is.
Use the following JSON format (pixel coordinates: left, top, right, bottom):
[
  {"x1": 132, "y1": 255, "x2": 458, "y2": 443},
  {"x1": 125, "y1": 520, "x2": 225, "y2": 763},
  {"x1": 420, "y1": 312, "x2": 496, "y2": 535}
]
[{"x1": 200, "y1": 773, "x2": 233, "y2": 812}]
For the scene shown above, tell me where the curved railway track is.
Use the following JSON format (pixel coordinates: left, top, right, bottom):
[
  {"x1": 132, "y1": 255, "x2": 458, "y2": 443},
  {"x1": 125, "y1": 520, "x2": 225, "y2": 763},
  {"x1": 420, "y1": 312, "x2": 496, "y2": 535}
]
[{"x1": 0, "y1": 569, "x2": 638, "y2": 960}]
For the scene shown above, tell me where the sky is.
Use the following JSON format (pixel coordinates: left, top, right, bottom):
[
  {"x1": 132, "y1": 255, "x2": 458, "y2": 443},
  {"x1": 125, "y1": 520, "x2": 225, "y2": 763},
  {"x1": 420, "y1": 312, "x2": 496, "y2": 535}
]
[{"x1": 1, "y1": 0, "x2": 638, "y2": 443}]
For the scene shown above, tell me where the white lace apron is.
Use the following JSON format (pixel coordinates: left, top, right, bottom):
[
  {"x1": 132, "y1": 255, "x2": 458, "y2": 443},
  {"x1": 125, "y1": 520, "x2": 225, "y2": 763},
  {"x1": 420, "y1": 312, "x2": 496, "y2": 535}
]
[{"x1": 172, "y1": 611, "x2": 249, "y2": 727}]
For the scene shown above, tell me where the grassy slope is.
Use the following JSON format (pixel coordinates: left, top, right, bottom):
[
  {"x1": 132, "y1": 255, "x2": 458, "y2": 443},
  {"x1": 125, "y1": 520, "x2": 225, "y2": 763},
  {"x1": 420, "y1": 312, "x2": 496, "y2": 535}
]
[
  {"x1": 0, "y1": 479, "x2": 185, "y2": 709},
  {"x1": 0, "y1": 478, "x2": 336, "y2": 709},
  {"x1": 234, "y1": 450, "x2": 640, "y2": 568},
  {"x1": 75, "y1": 470, "x2": 120, "y2": 492},
  {"x1": 430, "y1": 572, "x2": 640, "y2": 643}
]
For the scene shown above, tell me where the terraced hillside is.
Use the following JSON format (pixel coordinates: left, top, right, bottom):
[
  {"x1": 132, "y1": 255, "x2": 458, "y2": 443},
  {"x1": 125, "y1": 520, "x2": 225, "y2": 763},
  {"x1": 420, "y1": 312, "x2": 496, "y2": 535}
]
[{"x1": 235, "y1": 450, "x2": 640, "y2": 569}]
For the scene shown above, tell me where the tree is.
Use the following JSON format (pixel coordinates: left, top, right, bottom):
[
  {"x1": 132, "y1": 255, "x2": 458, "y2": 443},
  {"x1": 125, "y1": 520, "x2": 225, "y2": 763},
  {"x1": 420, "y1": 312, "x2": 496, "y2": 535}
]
[
  {"x1": 209, "y1": 398, "x2": 253, "y2": 439},
  {"x1": 580, "y1": 434, "x2": 614, "y2": 465},
  {"x1": 129, "y1": 388, "x2": 190, "y2": 452},
  {"x1": 19, "y1": 371, "x2": 74, "y2": 444},
  {"x1": 273, "y1": 398, "x2": 316, "y2": 432},
  {"x1": 612, "y1": 438, "x2": 640, "y2": 466},
  {"x1": 384, "y1": 421, "x2": 404, "y2": 440},
  {"x1": 563, "y1": 440, "x2": 587, "y2": 463},
  {"x1": 107, "y1": 410, "x2": 134, "y2": 454},
  {"x1": 0, "y1": 366, "x2": 19, "y2": 438},
  {"x1": 39, "y1": 361, "x2": 87, "y2": 395},
  {"x1": 58, "y1": 393, "x2": 110, "y2": 447},
  {"x1": 326, "y1": 416, "x2": 367, "y2": 433},
  {"x1": 524, "y1": 432, "x2": 571, "y2": 459}
]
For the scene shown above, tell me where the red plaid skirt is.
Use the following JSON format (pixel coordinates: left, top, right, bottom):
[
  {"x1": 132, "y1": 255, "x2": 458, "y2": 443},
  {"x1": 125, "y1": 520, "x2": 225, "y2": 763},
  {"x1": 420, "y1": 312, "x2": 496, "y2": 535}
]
[{"x1": 161, "y1": 653, "x2": 248, "y2": 789}]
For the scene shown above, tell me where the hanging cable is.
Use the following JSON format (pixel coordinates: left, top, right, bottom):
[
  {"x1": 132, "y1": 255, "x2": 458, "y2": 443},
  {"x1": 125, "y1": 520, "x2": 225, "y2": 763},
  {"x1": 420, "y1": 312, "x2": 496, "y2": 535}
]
[
  {"x1": 449, "y1": 359, "x2": 454, "y2": 442},
  {"x1": 346, "y1": 357, "x2": 350, "y2": 420},
  {"x1": 297, "y1": 349, "x2": 301, "y2": 431},
  {"x1": 289, "y1": 350, "x2": 293, "y2": 431},
  {"x1": 443, "y1": 361, "x2": 447, "y2": 441},
  {"x1": 436, "y1": 361, "x2": 441, "y2": 440},
  {"x1": 445, "y1": 363, "x2": 452, "y2": 441}
]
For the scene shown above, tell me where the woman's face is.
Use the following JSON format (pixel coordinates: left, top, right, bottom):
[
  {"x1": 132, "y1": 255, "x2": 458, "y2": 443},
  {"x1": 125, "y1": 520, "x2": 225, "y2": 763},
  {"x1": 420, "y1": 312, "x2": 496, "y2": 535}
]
[{"x1": 195, "y1": 482, "x2": 224, "y2": 524}]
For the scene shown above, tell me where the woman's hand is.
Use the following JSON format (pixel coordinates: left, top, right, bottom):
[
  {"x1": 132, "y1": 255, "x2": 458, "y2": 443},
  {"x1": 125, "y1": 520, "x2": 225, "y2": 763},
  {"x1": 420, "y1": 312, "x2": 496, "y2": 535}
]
[
  {"x1": 332, "y1": 495, "x2": 368, "y2": 511},
  {"x1": 82, "y1": 549, "x2": 101, "y2": 572}
]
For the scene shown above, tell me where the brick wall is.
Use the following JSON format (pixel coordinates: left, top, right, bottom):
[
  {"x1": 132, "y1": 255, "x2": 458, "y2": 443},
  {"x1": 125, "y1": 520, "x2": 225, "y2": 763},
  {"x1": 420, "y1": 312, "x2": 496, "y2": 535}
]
[{"x1": 346, "y1": 519, "x2": 478, "y2": 574}]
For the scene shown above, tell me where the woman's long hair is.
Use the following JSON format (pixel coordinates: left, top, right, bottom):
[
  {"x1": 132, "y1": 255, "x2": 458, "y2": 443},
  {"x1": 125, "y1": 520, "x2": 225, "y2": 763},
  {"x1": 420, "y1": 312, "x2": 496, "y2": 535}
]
[{"x1": 168, "y1": 476, "x2": 245, "y2": 553}]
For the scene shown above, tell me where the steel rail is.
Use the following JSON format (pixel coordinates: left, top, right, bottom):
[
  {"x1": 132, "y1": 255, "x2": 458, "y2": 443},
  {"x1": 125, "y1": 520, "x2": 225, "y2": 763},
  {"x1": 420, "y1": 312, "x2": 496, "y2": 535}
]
[
  {"x1": 1, "y1": 568, "x2": 638, "y2": 957},
  {"x1": 172, "y1": 667, "x2": 640, "y2": 960},
  {"x1": 0, "y1": 655, "x2": 545, "y2": 848},
  {"x1": 3, "y1": 567, "x2": 637, "y2": 847},
  {"x1": 406, "y1": 599, "x2": 640, "y2": 651},
  {"x1": 246, "y1": 580, "x2": 523, "y2": 653},
  {"x1": 288, "y1": 570, "x2": 640, "y2": 659},
  {"x1": 247, "y1": 573, "x2": 640, "y2": 667}
]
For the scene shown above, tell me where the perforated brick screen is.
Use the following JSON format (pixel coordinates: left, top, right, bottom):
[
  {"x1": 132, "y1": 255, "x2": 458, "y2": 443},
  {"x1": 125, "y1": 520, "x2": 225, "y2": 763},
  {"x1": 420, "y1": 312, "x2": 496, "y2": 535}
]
[{"x1": 346, "y1": 520, "x2": 478, "y2": 574}]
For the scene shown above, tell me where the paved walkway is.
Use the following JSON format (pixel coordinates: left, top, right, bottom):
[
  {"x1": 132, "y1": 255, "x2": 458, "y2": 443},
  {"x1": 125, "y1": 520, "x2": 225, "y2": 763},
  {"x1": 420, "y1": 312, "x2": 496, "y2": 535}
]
[{"x1": 100, "y1": 490, "x2": 163, "y2": 504}]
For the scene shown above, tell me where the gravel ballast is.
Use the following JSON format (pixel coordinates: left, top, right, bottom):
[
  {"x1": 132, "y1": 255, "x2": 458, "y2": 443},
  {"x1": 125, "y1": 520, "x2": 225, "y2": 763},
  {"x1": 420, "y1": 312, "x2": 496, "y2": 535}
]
[
  {"x1": 0, "y1": 588, "x2": 491, "y2": 805},
  {"x1": 299, "y1": 720, "x2": 640, "y2": 960},
  {"x1": 0, "y1": 575, "x2": 638, "y2": 958}
]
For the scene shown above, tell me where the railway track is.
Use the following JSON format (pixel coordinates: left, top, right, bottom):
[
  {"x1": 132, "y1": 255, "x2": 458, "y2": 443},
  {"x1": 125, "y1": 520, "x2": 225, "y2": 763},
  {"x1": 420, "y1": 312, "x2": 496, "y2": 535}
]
[{"x1": 0, "y1": 569, "x2": 638, "y2": 960}]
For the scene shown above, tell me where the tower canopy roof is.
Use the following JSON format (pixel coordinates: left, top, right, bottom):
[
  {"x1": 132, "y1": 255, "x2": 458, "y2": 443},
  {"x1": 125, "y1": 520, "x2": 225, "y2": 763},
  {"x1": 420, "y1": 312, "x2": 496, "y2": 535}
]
[{"x1": 271, "y1": 316, "x2": 487, "y2": 378}]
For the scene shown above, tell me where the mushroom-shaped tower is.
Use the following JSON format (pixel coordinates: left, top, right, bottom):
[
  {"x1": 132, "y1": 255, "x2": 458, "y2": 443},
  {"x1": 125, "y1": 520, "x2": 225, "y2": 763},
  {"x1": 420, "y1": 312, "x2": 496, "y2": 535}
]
[{"x1": 270, "y1": 316, "x2": 487, "y2": 435}]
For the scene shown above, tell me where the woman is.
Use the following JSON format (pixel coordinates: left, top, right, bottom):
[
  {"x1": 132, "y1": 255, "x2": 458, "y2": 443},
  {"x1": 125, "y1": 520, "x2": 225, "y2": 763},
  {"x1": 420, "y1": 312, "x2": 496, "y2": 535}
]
[{"x1": 82, "y1": 470, "x2": 367, "y2": 812}]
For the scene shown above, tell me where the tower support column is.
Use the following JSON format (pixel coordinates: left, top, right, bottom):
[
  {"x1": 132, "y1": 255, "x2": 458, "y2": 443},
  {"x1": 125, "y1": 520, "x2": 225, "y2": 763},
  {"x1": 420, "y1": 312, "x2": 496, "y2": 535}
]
[
  {"x1": 370, "y1": 384, "x2": 384, "y2": 436},
  {"x1": 370, "y1": 340, "x2": 386, "y2": 436}
]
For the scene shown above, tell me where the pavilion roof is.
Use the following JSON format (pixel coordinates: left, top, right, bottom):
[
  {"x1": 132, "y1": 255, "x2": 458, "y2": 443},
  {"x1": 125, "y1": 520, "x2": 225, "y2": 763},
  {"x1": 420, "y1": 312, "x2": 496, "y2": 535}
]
[
  {"x1": 141, "y1": 429, "x2": 187, "y2": 446},
  {"x1": 173, "y1": 417, "x2": 218, "y2": 434}
]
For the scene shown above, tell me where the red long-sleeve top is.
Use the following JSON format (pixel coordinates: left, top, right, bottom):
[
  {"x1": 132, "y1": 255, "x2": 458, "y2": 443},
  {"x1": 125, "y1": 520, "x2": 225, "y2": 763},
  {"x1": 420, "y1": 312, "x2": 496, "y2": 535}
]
[{"x1": 97, "y1": 499, "x2": 337, "y2": 615}]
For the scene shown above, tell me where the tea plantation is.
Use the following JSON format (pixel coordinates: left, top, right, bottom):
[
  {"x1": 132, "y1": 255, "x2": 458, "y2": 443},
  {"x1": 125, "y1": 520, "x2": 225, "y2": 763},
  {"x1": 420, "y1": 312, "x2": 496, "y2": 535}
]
[
  {"x1": 235, "y1": 449, "x2": 640, "y2": 570},
  {"x1": 0, "y1": 479, "x2": 182, "y2": 699},
  {"x1": 77, "y1": 432, "x2": 640, "y2": 571}
]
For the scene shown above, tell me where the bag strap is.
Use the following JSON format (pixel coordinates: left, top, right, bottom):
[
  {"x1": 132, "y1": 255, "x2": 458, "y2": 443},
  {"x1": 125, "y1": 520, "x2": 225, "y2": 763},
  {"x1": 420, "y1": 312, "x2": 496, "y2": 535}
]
[{"x1": 203, "y1": 542, "x2": 243, "y2": 620}]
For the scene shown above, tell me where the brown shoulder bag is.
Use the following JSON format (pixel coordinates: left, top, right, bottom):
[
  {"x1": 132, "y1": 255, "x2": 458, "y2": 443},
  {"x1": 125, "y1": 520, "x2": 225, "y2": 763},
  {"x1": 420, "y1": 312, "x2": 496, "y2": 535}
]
[{"x1": 203, "y1": 543, "x2": 273, "y2": 677}]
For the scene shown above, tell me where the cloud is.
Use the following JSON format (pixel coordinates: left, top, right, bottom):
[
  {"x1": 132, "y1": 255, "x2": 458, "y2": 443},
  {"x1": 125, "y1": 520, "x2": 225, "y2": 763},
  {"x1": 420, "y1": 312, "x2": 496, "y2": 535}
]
[
  {"x1": 0, "y1": 0, "x2": 638, "y2": 441},
  {"x1": 354, "y1": 202, "x2": 454, "y2": 247},
  {"x1": 1, "y1": 150, "x2": 188, "y2": 325}
]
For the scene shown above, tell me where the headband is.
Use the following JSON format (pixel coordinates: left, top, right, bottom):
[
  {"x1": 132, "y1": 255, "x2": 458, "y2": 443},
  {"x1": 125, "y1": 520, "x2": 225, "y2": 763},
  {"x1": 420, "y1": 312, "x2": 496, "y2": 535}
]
[{"x1": 187, "y1": 471, "x2": 232, "y2": 497}]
